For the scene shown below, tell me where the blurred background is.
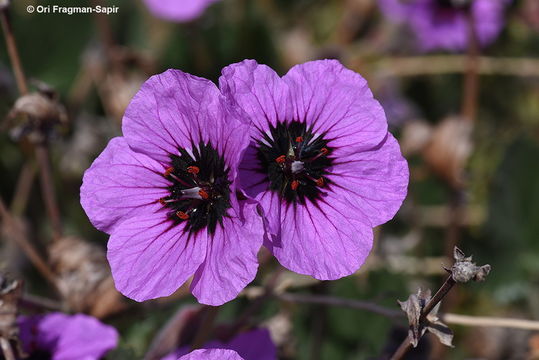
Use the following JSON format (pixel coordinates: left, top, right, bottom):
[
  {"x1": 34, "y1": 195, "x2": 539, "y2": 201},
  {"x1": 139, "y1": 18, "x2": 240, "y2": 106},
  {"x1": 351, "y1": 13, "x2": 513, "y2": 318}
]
[{"x1": 1, "y1": 0, "x2": 539, "y2": 359}]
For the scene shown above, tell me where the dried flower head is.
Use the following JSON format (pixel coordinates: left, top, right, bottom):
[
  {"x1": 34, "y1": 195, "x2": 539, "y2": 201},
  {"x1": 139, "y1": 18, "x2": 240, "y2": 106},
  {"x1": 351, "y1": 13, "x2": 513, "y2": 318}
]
[
  {"x1": 49, "y1": 236, "x2": 123, "y2": 318},
  {"x1": 6, "y1": 90, "x2": 67, "y2": 143}
]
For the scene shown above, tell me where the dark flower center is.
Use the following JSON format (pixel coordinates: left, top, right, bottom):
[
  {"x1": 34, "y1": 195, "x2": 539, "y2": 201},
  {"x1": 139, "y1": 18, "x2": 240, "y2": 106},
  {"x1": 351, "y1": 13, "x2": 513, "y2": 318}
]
[
  {"x1": 256, "y1": 121, "x2": 333, "y2": 204},
  {"x1": 159, "y1": 142, "x2": 231, "y2": 235},
  {"x1": 25, "y1": 350, "x2": 53, "y2": 360},
  {"x1": 436, "y1": 0, "x2": 470, "y2": 10}
]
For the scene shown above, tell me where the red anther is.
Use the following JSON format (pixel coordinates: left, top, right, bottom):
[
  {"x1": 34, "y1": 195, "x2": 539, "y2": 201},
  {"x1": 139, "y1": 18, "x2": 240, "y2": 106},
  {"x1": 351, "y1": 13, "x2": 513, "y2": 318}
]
[
  {"x1": 295, "y1": 136, "x2": 304, "y2": 143},
  {"x1": 158, "y1": 198, "x2": 167, "y2": 205},
  {"x1": 291, "y1": 180, "x2": 299, "y2": 191},
  {"x1": 275, "y1": 155, "x2": 286, "y2": 164},
  {"x1": 320, "y1": 148, "x2": 329, "y2": 155},
  {"x1": 198, "y1": 189, "x2": 210, "y2": 200},
  {"x1": 164, "y1": 167, "x2": 174, "y2": 177},
  {"x1": 187, "y1": 166, "x2": 200, "y2": 174},
  {"x1": 176, "y1": 211, "x2": 189, "y2": 220},
  {"x1": 315, "y1": 177, "x2": 325, "y2": 187}
]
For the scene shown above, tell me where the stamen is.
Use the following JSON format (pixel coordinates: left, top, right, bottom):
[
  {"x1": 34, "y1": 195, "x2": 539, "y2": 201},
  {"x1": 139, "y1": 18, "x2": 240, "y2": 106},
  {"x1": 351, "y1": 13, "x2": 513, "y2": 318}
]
[
  {"x1": 315, "y1": 177, "x2": 325, "y2": 187},
  {"x1": 176, "y1": 211, "x2": 189, "y2": 220},
  {"x1": 164, "y1": 167, "x2": 174, "y2": 177},
  {"x1": 291, "y1": 180, "x2": 299, "y2": 191},
  {"x1": 275, "y1": 155, "x2": 286, "y2": 164},
  {"x1": 291, "y1": 160, "x2": 304, "y2": 174},
  {"x1": 198, "y1": 189, "x2": 210, "y2": 200},
  {"x1": 320, "y1": 148, "x2": 329, "y2": 155},
  {"x1": 158, "y1": 198, "x2": 167, "y2": 205},
  {"x1": 181, "y1": 187, "x2": 203, "y2": 199},
  {"x1": 295, "y1": 136, "x2": 303, "y2": 143},
  {"x1": 187, "y1": 166, "x2": 200, "y2": 174}
]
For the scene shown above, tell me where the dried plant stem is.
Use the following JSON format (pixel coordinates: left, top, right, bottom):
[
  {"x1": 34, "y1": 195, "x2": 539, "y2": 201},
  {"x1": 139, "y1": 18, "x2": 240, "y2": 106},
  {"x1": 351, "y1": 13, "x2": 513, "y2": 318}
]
[
  {"x1": 20, "y1": 293, "x2": 63, "y2": 311},
  {"x1": 35, "y1": 144, "x2": 62, "y2": 240},
  {"x1": 277, "y1": 292, "x2": 402, "y2": 318},
  {"x1": 365, "y1": 56, "x2": 539, "y2": 78},
  {"x1": 0, "y1": 337, "x2": 15, "y2": 360},
  {"x1": 0, "y1": 9, "x2": 28, "y2": 95},
  {"x1": 442, "y1": 314, "x2": 539, "y2": 331},
  {"x1": 390, "y1": 275, "x2": 456, "y2": 360},
  {"x1": 10, "y1": 161, "x2": 36, "y2": 216},
  {"x1": 1, "y1": 5, "x2": 63, "y2": 240},
  {"x1": 278, "y1": 292, "x2": 539, "y2": 331},
  {"x1": 461, "y1": 9, "x2": 480, "y2": 123},
  {"x1": 190, "y1": 306, "x2": 220, "y2": 350},
  {"x1": 0, "y1": 197, "x2": 60, "y2": 292}
]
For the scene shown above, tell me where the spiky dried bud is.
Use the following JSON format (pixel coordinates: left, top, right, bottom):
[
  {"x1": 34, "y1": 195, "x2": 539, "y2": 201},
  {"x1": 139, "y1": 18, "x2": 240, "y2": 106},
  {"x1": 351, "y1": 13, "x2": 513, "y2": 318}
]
[
  {"x1": 49, "y1": 237, "x2": 123, "y2": 318},
  {"x1": 0, "y1": 274, "x2": 22, "y2": 340},
  {"x1": 6, "y1": 90, "x2": 67, "y2": 143},
  {"x1": 451, "y1": 247, "x2": 491, "y2": 283}
]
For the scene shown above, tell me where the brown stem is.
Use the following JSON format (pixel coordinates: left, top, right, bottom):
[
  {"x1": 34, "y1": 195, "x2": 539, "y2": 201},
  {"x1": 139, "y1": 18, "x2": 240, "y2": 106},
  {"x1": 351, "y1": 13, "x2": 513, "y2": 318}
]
[
  {"x1": 0, "y1": 9, "x2": 28, "y2": 95},
  {"x1": 0, "y1": 337, "x2": 15, "y2": 360},
  {"x1": 1, "y1": 5, "x2": 63, "y2": 240},
  {"x1": 278, "y1": 292, "x2": 402, "y2": 318},
  {"x1": 190, "y1": 306, "x2": 220, "y2": 350},
  {"x1": 35, "y1": 144, "x2": 62, "y2": 240},
  {"x1": 19, "y1": 293, "x2": 63, "y2": 311},
  {"x1": 10, "y1": 161, "x2": 36, "y2": 216},
  {"x1": 0, "y1": 196, "x2": 60, "y2": 293},
  {"x1": 461, "y1": 9, "x2": 480, "y2": 123},
  {"x1": 389, "y1": 276, "x2": 457, "y2": 360}
]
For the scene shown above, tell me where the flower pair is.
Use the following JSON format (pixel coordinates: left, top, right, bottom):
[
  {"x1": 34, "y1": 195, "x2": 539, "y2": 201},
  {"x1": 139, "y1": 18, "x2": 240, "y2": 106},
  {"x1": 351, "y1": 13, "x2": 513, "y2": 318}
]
[{"x1": 80, "y1": 59, "x2": 409, "y2": 306}]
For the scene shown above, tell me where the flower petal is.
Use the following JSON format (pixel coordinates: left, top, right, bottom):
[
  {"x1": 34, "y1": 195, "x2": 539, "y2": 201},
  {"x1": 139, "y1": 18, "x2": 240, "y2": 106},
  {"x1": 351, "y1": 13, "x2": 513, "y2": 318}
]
[
  {"x1": 178, "y1": 349, "x2": 244, "y2": 360},
  {"x1": 143, "y1": 0, "x2": 220, "y2": 22},
  {"x1": 18, "y1": 313, "x2": 118, "y2": 360},
  {"x1": 329, "y1": 132, "x2": 409, "y2": 227},
  {"x1": 123, "y1": 69, "x2": 250, "y2": 167},
  {"x1": 219, "y1": 60, "x2": 293, "y2": 137},
  {"x1": 284, "y1": 60, "x2": 388, "y2": 153},
  {"x1": 107, "y1": 214, "x2": 207, "y2": 301},
  {"x1": 225, "y1": 328, "x2": 276, "y2": 360},
  {"x1": 81, "y1": 137, "x2": 169, "y2": 234},
  {"x1": 53, "y1": 314, "x2": 118, "y2": 360},
  {"x1": 262, "y1": 192, "x2": 373, "y2": 280},
  {"x1": 190, "y1": 204, "x2": 263, "y2": 305}
]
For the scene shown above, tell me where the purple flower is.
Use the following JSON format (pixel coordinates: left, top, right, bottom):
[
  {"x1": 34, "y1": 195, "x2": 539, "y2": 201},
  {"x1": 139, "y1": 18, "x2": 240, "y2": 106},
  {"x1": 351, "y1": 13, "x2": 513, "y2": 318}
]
[
  {"x1": 162, "y1": 328, "x2": 276, "y2": 360},
  {"x1": 80, "y1": 70, "x2": 263, "y2": 305},
  {"x1": 219, "y1": 60, "x2": 408, "y2": 281},
  {"x1": 378, "y1": 0, "x2": 510, "y2": 51},
  {"x1": 177, "y1": 349, "x2": 243, "y2": 360},
  {"x1": 143, "y1": 0, "x2": 220, "y2": 22},
  {"x1": 17, "y1": 313, "x2": 118, "y2": 360}
]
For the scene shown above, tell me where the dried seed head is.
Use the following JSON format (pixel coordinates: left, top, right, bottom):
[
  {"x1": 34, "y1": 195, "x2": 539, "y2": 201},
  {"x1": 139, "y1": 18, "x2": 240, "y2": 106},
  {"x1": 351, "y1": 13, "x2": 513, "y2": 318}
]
[
  {"x1": 451, "y1": 247, "x2": 491, "y2": 283},
  {"x1": 0, "y1": 273, "x2": 22, "y2": 340},
  {"x1": 423, "y1": 117, "x2": 472, "y2": 189},
  {"x1": 49, "y1": 237, "x2": 124, "y2": 317},
  {"x1": 6, "y1": 90, "x2": 68, "y2": 143}
]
